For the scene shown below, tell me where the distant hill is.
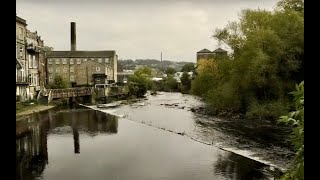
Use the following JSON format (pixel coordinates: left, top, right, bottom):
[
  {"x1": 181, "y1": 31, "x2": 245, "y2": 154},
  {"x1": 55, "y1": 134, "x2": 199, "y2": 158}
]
[{"x1": 118, "y1": 59, "x2": 195, "y2": 72}]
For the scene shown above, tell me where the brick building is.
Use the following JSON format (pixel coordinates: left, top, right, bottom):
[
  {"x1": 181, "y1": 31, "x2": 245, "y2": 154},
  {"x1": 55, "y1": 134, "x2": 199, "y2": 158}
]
[{"x1": 46, "y1": 22, "x2": 118, "y2": 87}]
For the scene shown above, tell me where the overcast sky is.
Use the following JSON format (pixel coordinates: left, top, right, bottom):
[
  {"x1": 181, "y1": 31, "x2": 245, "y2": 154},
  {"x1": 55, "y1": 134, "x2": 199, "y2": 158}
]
[{"x1": 17, "y1": 0, "x2": 278, "y2": 62}]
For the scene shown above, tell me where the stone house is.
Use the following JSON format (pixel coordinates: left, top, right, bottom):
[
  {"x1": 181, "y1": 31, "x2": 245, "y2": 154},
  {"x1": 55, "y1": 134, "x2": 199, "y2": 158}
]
[{"x1": 16, "y1": 15, "x2": 29, "y2": 101}]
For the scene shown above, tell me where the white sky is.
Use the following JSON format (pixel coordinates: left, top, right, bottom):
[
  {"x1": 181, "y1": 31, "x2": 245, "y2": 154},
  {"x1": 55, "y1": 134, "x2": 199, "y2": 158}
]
[{"x1": 16, "y1": 0, "x2": 278, "y2": 62}]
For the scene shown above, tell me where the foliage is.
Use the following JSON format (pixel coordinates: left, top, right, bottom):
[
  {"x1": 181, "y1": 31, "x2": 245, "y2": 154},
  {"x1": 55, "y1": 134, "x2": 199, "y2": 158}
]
[
  {"x1": 191, "y1": 0, "x2": 303, "y2": 119},
  {"x1": 49, "y1": 75, "x2": 68, "y2": 89},
  {"x1": 165, "y1": 67, "x2": 176, "y2": 75},
  {"x1": 181, "y1": 63, "x2": 195, "y2": 72},
  {"x1": 278, "y1": 81, "x2": 304, "y2": 180},
  {"x1": 163, "y1": 76, "x2": 179, "y2": 92},
  {"x1": 180, "y1": 72, "x2": 191, "y2": 93},
  {"x1": 127, "y1": 66, "x2": 154, "y2": 97}
]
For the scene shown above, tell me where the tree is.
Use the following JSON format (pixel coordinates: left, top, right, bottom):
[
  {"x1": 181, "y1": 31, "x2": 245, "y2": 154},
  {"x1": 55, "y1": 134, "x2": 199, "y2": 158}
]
[
  {"x1": 165, "y1": 67, "x2": 176, "y2": 75},
  {"x1": 50, "y1": 75, "x2": 68, "y2": 89},
  {"x1": 180, "y1": 72, "x2": 191, "y2": 93},
  {"x1": 181, "y1": 63, "x2": 195, "y2": 72},
  {"x1": 192, "y1": 0, "x2": 304, "y2": 119}
]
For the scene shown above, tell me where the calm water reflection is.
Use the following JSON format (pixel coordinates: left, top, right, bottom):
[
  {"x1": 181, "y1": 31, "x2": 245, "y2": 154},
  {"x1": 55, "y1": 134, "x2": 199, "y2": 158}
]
[{"x1": 16, "y1": 107, "x2": 273, "y2": 180}]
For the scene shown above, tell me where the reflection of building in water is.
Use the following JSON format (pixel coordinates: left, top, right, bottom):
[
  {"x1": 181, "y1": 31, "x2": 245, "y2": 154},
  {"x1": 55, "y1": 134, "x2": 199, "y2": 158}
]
[
  {"x1": 16, "y1": 113, "x2": 49, "y2": 180},
  {"x1": 48, "y1": 110, "x2": 118, "y2": 154},
  {"x1": 16, "y1": 109, "x2": 118, "y2": 179}
]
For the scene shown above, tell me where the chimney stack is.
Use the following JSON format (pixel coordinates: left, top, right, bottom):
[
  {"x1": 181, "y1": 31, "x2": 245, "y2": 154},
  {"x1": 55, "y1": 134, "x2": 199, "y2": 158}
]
[{"x1": 71, "y1": 22, "x2": 76, "y2": 51}]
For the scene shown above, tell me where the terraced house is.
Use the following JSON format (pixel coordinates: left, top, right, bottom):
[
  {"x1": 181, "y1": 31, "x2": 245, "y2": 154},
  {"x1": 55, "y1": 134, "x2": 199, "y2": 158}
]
[
  {"x1": 26, "y1": 30, "x2": 46, "y2": 98},
  {"x1": 16, "y1": 15, "x2": 28, "y2": 101},
  {"x1": 46, "y1": 22, "x2": 118, "y2": 87}
]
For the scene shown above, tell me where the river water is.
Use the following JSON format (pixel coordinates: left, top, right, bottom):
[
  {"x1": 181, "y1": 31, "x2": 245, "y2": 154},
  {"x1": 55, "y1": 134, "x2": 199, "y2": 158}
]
[{"x1": 16, "y1": 92, "x2": 293, "y2": 180}]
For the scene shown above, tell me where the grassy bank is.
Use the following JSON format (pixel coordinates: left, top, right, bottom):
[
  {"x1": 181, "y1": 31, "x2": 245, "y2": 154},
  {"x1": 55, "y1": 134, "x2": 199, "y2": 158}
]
[{"x1": 16, "y1": 101, "x2": 55, "y2": 120}]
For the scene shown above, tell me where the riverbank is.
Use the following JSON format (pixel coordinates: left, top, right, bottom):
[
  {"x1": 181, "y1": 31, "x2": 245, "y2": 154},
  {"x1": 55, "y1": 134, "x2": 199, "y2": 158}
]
[{"x1": 16, "y1": 103, "x2": 55, "y2": 120}]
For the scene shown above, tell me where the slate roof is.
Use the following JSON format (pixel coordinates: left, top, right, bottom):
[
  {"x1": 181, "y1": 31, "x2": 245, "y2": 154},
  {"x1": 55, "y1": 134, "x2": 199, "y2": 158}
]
[
  {"x1": 46, "y1": 51, "x2": 116, "y2": 58},
  {"x1": 16, "y1": 16, "x2": 27, "y2": 25},
  {"x1": 197, "y1": 48, "x2": 212, "y2": 53},
  {"x1": 212, "y1": 48, "x2": 227, "y2": 53}
]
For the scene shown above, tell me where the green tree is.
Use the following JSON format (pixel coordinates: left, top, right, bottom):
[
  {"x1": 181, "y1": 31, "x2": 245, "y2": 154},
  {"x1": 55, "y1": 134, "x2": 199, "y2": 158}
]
[
  {"x1": 181, "y1": 63, "x2": 195, "y2": 72},
  {"x1": 191, "y1": 0, "x2": 303, "y2": 119},
  {"x1": 165, "y1": 67, "x2": 176, "y2": 75},
  {"x1": 180, "y1": 72, "x2": 191, "y2": 93},
  {"x1": 50, "y1": 75, "x2": 68, "y2": 89},
  {"x1": 163, "y1": 76, "x2": 178, "y2": 92}
]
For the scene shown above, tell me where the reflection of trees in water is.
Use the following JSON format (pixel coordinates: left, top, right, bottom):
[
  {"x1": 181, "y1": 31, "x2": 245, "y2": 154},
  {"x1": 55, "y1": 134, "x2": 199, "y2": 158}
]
[
  {"x1": 213, "y1": 152, "x2": 271, "y2": 180},
  {"x1": 16, "y1": 109, "x2": 118, "y2": 180}
]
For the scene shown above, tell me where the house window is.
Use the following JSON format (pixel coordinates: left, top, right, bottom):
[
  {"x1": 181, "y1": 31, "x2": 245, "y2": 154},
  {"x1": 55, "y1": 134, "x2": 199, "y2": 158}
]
[
  {"x1": 55, "y1": 59, "x2": 60, "y2": 64},
  {"x1": 63, "y1": 67, "x2": 67, "y2": 72},
  {"x1": 29, "y1": 73, "x2": 33, "y2": 85},
  {"x1": 70, "y1": 59, "x2": 74, "y2": 64},
  {"x1": 96, "y1": 67, "x2": 101, "y2": 72},
  {"x1": 62, "y1": 58, "x2": 67, "y2": 64},
  {"x1": 98, "y1": 58, "x2": 102, "y2": 63},
  {"x1": 20, "y1": 47, "x2": 23, "y2": 58},
  {"x1": 70, "y1": 67, "x2": 74, "y2": 73},
  {"x1": 19, "y1": 27, "x2": 23, "y2": 40},
  {"x1": 33, "y1": 55, "x2": 37, "y2": 68},
  {"x1": 33, "y1": 74, "x2": 38, "y2": 86},
  {"x1": 48, "y1": 59, "x2": 52, "y2": 64},
  {"x1": 48, "y1": 67, "x2": 53, "y2": 72},
  {"x1": 28, "y1": 54, "x2": 32, "y2": 68},
  {"x1": 77, "y1": 59, "x2": 81, "y2": 64},
  {"x1": 70, "y1": 75, "x2": 74, "y2": 81}
]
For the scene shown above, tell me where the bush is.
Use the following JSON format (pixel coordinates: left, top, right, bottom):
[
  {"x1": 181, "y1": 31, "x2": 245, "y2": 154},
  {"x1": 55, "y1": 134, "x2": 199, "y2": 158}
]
[
  {"x1": 246, "y1": 100, "x2": 290, "y2": 120},
  {"x1": 49, "y1": 75, "x2": 68, "y2": 89}
]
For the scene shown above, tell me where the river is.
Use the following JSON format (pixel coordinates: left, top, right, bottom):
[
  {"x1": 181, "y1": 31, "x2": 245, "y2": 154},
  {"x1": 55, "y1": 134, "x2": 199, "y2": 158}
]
[{"x1": 16, "y1": 92, "x2": 293, "y2": 180}]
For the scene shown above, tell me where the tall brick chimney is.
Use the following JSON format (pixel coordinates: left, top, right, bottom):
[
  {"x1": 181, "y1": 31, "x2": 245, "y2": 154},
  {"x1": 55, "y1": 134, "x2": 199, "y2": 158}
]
[{"x1": 71, "y1": 22, "x2": 76, "y2": 51}]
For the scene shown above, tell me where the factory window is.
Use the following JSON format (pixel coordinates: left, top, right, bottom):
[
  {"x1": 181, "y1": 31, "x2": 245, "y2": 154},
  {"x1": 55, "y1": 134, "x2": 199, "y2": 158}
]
[
  {"x1": 70, "y1": 67, "x2": 74, "y2": 73},
  {"x1": 91, "y1": 58, "x2": 95, "y2": 61},
  {"x1": 62, "y1": 58, "x2": 67, "y2": 64},
  {"x1": 48, "y1": 59, "x2": 52, "y2": 64},
  {"x1": 70, "y1": 75, "x2": 75, "y2": 81},
  {"x1": 56, "y1": 67, "x2": 60, "y2": 73},
  {"x1": 63, "y1": 67, "x2": 67, "y2": 72},
  {"x1": 70, "y1": 59, "x2": 74, "y2": 64},
  {"x1": 48, "y1": 67, "x2": 53, "y2": 72},
  {"x1": 83, "y1": 58, "x2": 87, "y2": 62},
  {"x1": 105, "y1": 58, "x2": 109, "y2": 63},
  {"x1": 96, "y1": 67, "x2": 101, "y2": 72},
  {"x1": 77, "y1": 59, "x2": 81, "y2": 64},
  {"x1": 98, "y1": 58, "x2": 102, "y2": 63},
  {"x1": 49, "y1": 76, "x2": 53, "y2": 82},
  {"x1": 55, "y1": 59, "x2": 60, "y2": 64}
]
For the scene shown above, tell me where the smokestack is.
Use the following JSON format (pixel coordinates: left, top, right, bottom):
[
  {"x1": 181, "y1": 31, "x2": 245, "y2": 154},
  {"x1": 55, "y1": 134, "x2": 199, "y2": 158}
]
[{"x1": 71, "y1": 22, "x2": 76, "y2": 51}]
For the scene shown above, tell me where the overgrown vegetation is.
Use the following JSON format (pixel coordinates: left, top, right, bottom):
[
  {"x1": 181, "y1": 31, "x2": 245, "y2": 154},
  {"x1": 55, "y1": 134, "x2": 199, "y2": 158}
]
[
  {"x1": 48, "y1": 75, "x2": 68, "y2": 89},
  {"x1": 191, "y1": 0, "x2": 304, "y2": 120},
  {"x1": 278, "y1": 81, "x2": 304, "y2": 180}
]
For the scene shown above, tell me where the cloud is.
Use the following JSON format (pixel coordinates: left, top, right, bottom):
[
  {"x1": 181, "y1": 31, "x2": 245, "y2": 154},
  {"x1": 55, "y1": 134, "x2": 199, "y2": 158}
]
[{"x1": 17, "y1": 0, "x2": 277, "y2": 62}]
